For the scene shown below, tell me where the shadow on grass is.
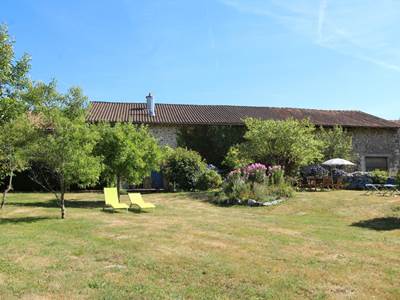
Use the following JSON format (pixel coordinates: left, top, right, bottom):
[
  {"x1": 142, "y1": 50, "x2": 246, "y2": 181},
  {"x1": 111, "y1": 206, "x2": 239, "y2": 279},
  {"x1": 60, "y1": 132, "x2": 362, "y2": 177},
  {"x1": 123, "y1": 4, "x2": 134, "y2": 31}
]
[
  {"x1": 184, "y1": 192, "x2": 227, "y2": 206},
  {"x1": 186, "y1": 192, "x2": 242, "y2": 207},
  {"x1": 173, "y1": 192, "x2": 210, "y2": 201},
  {"x1": 0, "y1": 216, "x2": 54, "y2": 224},
  {"x1": 351, "y1": 217, "x2": 400, "y2": 231},
  {"x1": 100, "y1": 208, "x2": 149, "y2": 214},
  {"x1": 9, "y1": 199, "x2": 105, "y2": 209},
  {"x1": 189, "y1": 191, "x2": 271, "y2": 208}
]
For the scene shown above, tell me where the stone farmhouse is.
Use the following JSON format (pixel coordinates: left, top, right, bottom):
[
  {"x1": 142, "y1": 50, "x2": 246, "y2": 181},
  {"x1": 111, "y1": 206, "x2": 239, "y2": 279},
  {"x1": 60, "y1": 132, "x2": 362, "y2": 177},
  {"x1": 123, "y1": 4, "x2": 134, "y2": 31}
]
[{"x1": 87, "y1": 94, "x2": 400, "y2": 175}]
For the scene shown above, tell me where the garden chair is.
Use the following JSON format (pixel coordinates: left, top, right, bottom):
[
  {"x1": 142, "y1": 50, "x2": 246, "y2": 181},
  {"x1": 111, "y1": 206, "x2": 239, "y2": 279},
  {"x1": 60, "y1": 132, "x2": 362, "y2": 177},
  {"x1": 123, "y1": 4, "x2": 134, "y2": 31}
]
[
  {"x1": 295, "y1": 178, "x2": 308, "y2": 191},
  {"x1": 333, "y1": 177, "x2": 345, "y2": 190},
  {"x1": 103, "y1": 187, "x2": 129, "y2": 212},
  {"x1": 382, "y1": 184, "x2": 400, "y2": 197},
  {"x1": 321, "y1": 177, "x2": 333, "y2": 190},
  {"x1": 306, "y1": 176, "x2": 318, "y2": 191},
  {"x1": 128, "y1": 193, "x2": 156, "y2": 211},
  {"x1": 364, "y1": 184, "x2": 383, "y2": 195}
]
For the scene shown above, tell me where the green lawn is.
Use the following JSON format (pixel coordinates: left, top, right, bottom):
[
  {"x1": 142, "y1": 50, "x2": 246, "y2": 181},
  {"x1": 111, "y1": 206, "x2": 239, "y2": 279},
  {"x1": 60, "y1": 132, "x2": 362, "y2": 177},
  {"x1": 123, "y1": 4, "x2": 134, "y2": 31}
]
[{"x1": 0, "y1": 191, "x2": 399, "y2": 299}]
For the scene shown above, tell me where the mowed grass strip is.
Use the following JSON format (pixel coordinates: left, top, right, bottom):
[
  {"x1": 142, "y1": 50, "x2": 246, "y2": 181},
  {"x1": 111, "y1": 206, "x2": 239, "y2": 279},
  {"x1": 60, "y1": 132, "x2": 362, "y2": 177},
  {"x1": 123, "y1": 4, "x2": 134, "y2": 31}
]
[{"x1": 0, "y1": 191, "x2": 399, "y2": 299}]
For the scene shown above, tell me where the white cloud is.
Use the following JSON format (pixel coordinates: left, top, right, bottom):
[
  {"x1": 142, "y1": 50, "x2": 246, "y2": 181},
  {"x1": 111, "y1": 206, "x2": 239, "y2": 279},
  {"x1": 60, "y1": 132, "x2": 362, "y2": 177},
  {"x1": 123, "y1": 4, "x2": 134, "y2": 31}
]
[{"x1": 219, "y1": 0, "x2": 400, "y2": 72}]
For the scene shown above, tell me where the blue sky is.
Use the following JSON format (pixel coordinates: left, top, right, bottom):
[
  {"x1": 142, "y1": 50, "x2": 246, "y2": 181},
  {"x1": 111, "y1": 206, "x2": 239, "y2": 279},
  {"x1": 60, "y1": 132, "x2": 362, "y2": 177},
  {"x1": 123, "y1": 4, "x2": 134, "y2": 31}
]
[{"x1": 2, "y1": 0, "x2": 400, "y2": 119}]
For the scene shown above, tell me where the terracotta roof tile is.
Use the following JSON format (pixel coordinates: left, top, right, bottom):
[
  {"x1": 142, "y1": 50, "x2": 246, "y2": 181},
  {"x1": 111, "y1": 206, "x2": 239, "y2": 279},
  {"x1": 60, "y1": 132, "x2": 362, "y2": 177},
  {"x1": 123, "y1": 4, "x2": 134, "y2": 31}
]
[{"x1": 87, "y1": 101, "x2": 400, "y2": 128}]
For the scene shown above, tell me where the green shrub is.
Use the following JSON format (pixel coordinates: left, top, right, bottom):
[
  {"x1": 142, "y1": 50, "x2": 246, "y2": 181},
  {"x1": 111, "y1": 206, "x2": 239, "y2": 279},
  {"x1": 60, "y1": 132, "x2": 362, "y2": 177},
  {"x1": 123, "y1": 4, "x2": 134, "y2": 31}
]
[
  {"x1": 253, "y1": 182, "x2": 294, "y2": 202},
  {"x1": 371, "y1": 169, "x2": 389, "y2": 184},
  {"x1": 161, "y1": 147, "x2": 206, "y2": 191},
  {"x1": 267, "y1": 183, "x2": 295, "y2": 199},
  {"x1": 222, "y1": 145, "x2": 252, "y2": 170},
  {"x1": 196, "y1": 169, "x2": 223, "y2": 191},
  {"x1": 230, "y1": 179, "x2": 252, "y2": 201},
  {"x1": 252, "y1": 183, "x2": 270, "y2": 201},
  {"x1": 222, "y1": 174, "x2": 252, "y2": 201},
  {"x1": 269, "y1": 166, "x2": 284, "y2": 185}
]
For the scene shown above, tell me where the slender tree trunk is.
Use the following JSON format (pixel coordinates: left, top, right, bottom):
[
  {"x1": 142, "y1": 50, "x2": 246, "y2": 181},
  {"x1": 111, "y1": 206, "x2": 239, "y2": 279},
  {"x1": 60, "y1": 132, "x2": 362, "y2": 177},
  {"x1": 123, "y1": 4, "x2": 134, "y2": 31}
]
[
  {"x1": 60, "y1": 181, "x2": 66, "y2": 219},
  {"x1": 1, "y1": 171, "x2": 14, "y2": 209},
  {"x1": 116, "y1": 175, "x2": 121, "y2": 200},
  {"x1": 60, "y1": 192, "x2": 66, "y2": 219}
]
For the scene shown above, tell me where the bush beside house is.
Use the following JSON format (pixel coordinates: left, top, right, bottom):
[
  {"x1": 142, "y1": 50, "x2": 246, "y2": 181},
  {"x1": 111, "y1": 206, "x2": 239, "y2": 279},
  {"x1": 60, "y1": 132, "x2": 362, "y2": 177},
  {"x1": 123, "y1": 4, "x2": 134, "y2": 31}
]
[
  {"x1": 370, "y1": 170, "x2": 389, "y2": 184},
  {"x1": 161, "y1": 147, "x2": 222, "y2": 191}
]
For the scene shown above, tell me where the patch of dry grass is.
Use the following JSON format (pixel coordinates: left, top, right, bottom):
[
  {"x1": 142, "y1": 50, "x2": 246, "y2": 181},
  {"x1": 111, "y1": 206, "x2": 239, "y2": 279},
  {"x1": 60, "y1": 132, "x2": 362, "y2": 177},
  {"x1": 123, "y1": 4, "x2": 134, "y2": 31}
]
[{"x1": 0, "y1": 191, "x2": 399, "y2": 299}]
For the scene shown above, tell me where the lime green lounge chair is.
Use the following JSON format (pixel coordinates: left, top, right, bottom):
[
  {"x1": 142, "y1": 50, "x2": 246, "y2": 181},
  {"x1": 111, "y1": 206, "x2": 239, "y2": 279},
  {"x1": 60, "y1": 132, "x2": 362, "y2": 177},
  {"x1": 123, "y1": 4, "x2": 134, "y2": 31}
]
[
  {"x1": 103, "y1": 188, "x2": 129, "y2": 212},
  {"x1": 128, "y1": 193, "x2": 155, "y2": 211}
]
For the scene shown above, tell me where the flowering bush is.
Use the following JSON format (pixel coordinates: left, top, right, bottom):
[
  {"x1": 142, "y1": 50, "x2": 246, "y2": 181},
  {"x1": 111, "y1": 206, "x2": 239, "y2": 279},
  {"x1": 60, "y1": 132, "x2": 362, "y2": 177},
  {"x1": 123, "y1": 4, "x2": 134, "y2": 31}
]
[
  {"x1": 227, "y1": 168, "x2": 242, "y2": 179},
  {"x1": 222, "y1": 163, "x2": 293, "y2": 203},
  {"x1": 345, "y1": 172, "x2": 373, "y2": 190},
  {"x1": 331, "y1": 168, "x2": 348, "y2": 180},
  {"x1": 223, "y1": 170, "x2": 250, "y2": 200},
  {"x1": 268, "y1": 165, "x2": 284, "y2": 185},
  {"x1": 242, "y1": 163, "x2": 267, "y2": 183},
  {"x1": 300, "y1": 164, "x2": 329, "y2": 179}
]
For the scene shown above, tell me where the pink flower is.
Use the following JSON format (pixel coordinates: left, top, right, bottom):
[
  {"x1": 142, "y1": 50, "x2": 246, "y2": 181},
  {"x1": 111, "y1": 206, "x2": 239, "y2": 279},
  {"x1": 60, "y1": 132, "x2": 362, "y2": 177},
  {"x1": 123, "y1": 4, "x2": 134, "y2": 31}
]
[{"x1": 228, "y1": 168, "x2": 242, "y2": 178}]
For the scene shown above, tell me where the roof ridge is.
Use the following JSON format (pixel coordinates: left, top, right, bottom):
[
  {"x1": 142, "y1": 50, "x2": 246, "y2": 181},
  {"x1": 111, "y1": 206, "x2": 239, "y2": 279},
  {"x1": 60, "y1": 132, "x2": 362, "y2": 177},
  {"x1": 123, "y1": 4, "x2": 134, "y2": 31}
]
[
  {"x1": 89, "y1": 100, "x2": 363, "y2": 113},
  {"x1": 88, "y1": 101, "x2": 399, "y2": 128}
]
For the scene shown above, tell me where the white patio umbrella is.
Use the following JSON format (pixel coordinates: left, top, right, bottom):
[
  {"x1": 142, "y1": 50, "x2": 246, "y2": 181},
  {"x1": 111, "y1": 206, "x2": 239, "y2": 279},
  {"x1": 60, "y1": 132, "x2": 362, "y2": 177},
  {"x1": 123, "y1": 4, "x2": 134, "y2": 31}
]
[{"x1": 322, "y1": 158, "x2": 355, "y2": 167}]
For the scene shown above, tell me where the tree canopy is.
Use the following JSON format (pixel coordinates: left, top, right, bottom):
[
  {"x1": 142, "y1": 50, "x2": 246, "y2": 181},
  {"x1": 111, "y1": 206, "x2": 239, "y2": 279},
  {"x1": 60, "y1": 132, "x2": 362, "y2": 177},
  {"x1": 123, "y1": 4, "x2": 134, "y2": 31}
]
[
  {"x1": 29, "y1": 86, "x2": 102, "y2": 219},
  {"x1": 317, "y1": 125, "x2": 354, "y2": 161},
  {"x1": 0, "y1": 115, "x2": 35, "y2": 208},
  {"x1": 0, "y1": 24, "x2": 31, "y2": 125},
  {"x1": 95, "y1": 123, "x2": 161, "y2": 195},
  {"x1": 227, "y1": 118, "x2": 323, "y2": 174},
  {"x1": 0, "y1": 24, "x2": 34, "y2": 207}
]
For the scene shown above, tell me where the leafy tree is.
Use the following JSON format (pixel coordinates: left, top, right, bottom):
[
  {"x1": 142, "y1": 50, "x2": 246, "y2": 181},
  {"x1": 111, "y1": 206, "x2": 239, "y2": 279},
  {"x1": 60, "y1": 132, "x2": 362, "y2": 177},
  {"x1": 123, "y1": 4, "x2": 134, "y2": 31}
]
[
  {"x1": 229, "y1": 118, "x2": 323, "y2": 175},
  {"x1": 23, "y1": 80, "x2": 89, "y2": 119},
  {"x1": 177, "y1": 125, "x2": 245, "y2": 169},
  {"x1": 0, "y1": 24, "x2": 31, "y2": 125},
  {"x1": 0, "y1": 115, "x2": 35, "y2": 208},
  {"x1": 29, "y1": 87, "x2": 102, "y2": 219},
  {"x1": 95, "y1": 123, "x2": 161, "y2": 196},
  {"x1": 317, "y1": 125, "x2": 354, "y2": 161}
]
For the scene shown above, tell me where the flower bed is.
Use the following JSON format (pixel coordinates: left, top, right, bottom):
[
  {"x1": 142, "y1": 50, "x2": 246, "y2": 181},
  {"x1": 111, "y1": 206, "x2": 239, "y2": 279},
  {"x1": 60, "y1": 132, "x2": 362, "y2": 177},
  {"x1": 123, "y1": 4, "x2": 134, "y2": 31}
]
[{"x1": 213, "y1": 163, "x2": 294, "y2": 206}]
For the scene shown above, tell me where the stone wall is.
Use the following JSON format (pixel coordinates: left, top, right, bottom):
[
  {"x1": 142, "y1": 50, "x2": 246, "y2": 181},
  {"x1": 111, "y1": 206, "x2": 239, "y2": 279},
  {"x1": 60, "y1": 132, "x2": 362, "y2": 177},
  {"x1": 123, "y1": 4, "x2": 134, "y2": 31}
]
[
  {"x1": 349, "y1": 127, "x2": 400, "y2": 175},
  {"x1": 149, "y1": 125, "x2": 179, "y2": 147}
]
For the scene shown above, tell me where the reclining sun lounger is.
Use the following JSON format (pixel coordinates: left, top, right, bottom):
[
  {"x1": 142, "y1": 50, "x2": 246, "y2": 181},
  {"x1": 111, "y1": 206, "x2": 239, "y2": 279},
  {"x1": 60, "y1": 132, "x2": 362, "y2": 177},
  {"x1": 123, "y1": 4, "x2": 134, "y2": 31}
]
[
  {"x1": 128, "y1": 193, "x2": 156, "y2": 211},
  {"x1": 104, "y1": 187, "x2": 129, "y2": 212}
]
